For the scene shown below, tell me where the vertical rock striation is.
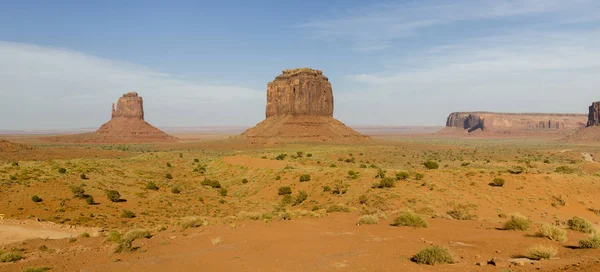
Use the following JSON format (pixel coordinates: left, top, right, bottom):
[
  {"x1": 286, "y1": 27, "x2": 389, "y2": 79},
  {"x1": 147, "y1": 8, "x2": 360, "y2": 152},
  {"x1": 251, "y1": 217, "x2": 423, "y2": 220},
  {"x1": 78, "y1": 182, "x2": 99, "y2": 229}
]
[{"x1": 587, "y1": 101, "x2": 600, "y2": 127}]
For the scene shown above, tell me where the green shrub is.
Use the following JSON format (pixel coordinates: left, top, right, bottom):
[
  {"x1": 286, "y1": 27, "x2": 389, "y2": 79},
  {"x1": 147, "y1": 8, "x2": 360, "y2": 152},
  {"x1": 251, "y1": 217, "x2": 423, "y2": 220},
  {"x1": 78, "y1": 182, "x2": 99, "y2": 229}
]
[
  {"x1": 423, "y1": 161, "x2": 439, "y2": 170},
  {"x1": 503, "y1": 213, "x2": 532, "y2": 231},
  {"x1": 106, "y1": 230, "x2": 121, "y2": 243},
  {"x1": 31, "y1": 195, "x2": 42, "y2": 203},
  {"x1": 392, "y1": 210, "x2": 428, "y2": 228},
  {"x1": 146, "y1": 181, "x2": 159, "y2": 190},
  {"x1": 171, "y1": 187, "x2": 181, "y2": 194},
  {"x1": 578, "y1": 233, "x2": 600, "y2": 248},
  {"x1": 280, "y1": 194, "x2": 292, "y2": 205},
  {"x1": 58, "y1": 167, "x2": 67, "y2": 174},
  {"x1": 415, "y1": 173, "x2": 424, "y2": 180},
  {"x1": 241, "y1": 178, "x2": 249, "y2": 184},
  {"x1": 372, "y1": 177, "x2": 395, "y2": 189},
  {"x1": 396, "y1": 172, "x2": 410, "y2": 180},
  {"x1": 115, "y1": 229, "x2": 151, "y2": 252},
  {"x1": 322, "y1": 185, "x2": 331, "y2": 192},
  {"x1": 326, "y1": 204, "x2": 351, "y2": 213},
  {"x1": 105, "y1": 190, "x2": 121, "y2": 202},
  {"x1": 306, "y1": 153, "x2": 313, "y2": 157},
  {"x1": 275, "y1": 154, "x2": 287, "y2": 160},
  {"x1": 219, "y1": 188, "x2": 228, "y2": 196},
  {"x1": 121, "y1": 210, "x2": 136, "y2": 218},
  {"x1": 555, "y1": 166, "x2": 575, "y2": 174},
  {"x1": 275, "y1": 175, "x2": 281, "y2": 180},
  {"x1": 358, "y1": 195, "x2": 368, "y2": 204},
  {"x1": 375, "y1": 168, "x2": 386, "y2": 178},
  {"x1": 446, "y1": 205, "x2": 478, "y2": 220},
  {"x1": 329, "y1": 163, "x2": 337, "y2": 168},
  {"x1": 201, "y1": 178, "x2": 221, "y2": 188},
  {"x1": 165, "y1": 173, "x2": 173, "y2": 179},
  {"x1": 347, "y1": 170, "x2": 359, "y2": 179},
  {"x1": 526, "y1": 244, "x2": 557, "y2": 260},
  {"x1": 70, "y1": 185, "x2": 86, "y2": 198},
  {"x1": 299, "y1": 174, "x2": 311, "y2": 182},
  {"x1": 411, "y1": 246, "x2": 453, "y2": 265},
  {"x1": 567, "y1": 217, "x2": 595, "y2": 233},
  {"x1": 293, "y1": 191, "x2": 308, "y2": 206},
  {"x1": 194, "y1": 158, "x2": 199, "y2": 163},
  {"x1": 22, "y1": 266, "x2": 52, "y2": 272},
  {"x1": 357, "y1": 215, "x2": 379, "y2": 225},
  {"x1": 278, "y1": 186, "x2": 292, "y2": 195},
  {"x1": 0, "y1": 251, "x2": 23, "y2": 262},
  {"x1": 535, "y1": 224, "x2": 567, "y2": 242},
  {"x1": 80, "y1": 173, "x2": 88, "y2": 180},
  {"x1": 85, "y1": 196, "x2": 95, "y2": 205},
  {"x1": 489, "y1": 178, "x2": 505, "y2": 187}
]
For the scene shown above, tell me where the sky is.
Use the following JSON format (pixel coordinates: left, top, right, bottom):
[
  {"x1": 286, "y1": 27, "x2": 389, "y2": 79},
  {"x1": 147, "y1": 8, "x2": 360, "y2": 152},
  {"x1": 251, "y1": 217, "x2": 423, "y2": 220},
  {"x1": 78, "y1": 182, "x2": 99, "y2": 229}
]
[{"x1": 1, "y1": 0, "x2": 600, "y2": 130}]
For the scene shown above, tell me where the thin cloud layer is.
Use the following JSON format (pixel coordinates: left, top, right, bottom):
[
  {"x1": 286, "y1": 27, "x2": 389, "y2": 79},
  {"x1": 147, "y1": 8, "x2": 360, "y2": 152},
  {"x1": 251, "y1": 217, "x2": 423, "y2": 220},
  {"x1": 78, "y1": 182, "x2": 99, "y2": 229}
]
[{"x1": 0, "y1": 42, "x2": 264, "y2": 130}]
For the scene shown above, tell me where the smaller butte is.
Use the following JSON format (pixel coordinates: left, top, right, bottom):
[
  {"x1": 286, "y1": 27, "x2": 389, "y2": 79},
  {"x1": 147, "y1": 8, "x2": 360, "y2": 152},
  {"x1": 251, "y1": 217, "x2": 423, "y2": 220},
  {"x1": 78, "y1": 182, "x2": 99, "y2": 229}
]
[
  {"x1": 564, "y1": 101, "x2": 600, "y2": 142},
  {"x1": 240, "y1": 68, "x2": 367, "y2": 142},
  {"x1": 44, "y1": 92, "x2": 176, "y2": 143}
]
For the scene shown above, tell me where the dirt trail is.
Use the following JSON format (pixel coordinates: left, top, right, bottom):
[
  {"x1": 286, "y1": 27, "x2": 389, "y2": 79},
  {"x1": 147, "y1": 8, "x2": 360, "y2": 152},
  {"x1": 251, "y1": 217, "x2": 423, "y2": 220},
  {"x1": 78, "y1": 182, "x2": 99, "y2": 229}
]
[
  {"x1": 581, "y1": 152, "x2": 595, "y2": 162},
  {"x1": 0, "y1": 219, "x2": 100, "y2": 245}
]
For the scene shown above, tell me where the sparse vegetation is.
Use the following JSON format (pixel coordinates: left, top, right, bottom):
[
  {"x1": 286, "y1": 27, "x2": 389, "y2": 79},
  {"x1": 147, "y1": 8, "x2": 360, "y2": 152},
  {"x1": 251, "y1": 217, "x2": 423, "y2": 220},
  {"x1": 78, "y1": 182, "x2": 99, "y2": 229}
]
[
  {"x1": 0, "y1": 251, "x2": 24, "y2": 263},
  {"x1": 446, "y1": 204, "x2": 478, "y2": 220},
  {"x1": 567, "y1": 217, "x2": 595, "y2": 234},
  {"x1": 201, "y1": 178, "x2": 221, "y2": 188},
  {"x1": 357, "y1": 215, "x2": 379, "y2": 225},
  {"x1": 31, "y1": 195, "x2": 42, "y2": 202},
  {"x1": 278, "y1": 186, "x2": 292, "y2": 195},
  {"x1": 146, "y1": 181, "x2": 159, "y2": 191},
  {"x1": 392, "y1": 210, "x2": 429, "y2": 228},
  {"x1": 114, "y1": 229, "x2": 151, "y2": 253},
  {"x1": 105, "y1": 190, "x2": 121, "y2": 202},
  {"x1": 411, "y1": 246, "x2": 453, "y2": 265},
  {"x1": 423, "y1": 161, "x2": 439, "y2": 170},
  {"x1": 489, "y1": 177, "x2": 505, "y2": 187},
  {"x1": 396, "y1": 171, "x2": 410, "y2": 180},
  {"x1": 372, "y1": 177, "x2": 395, "y2": 189},
  {"x1": 58, "y1": 167, "x2": 67, "y2": 174},
  {"x1": 165, "y1": 173, "x2": 173, "y2": 179},
  {"x1": 555, "y1": 165, "x2": 575, "y2": 174},
  {"x1": 299, "y1": 174, "x2": 311, "y2": 182},
  {"x1": 70, "y1": 185, "x2": 86, "y2": 198},
  {"x1": 22, "y1": 266, "x2": 52, "y2": 272},
  {"x1": 578, "y1": 233, "x2": 600, "y2": 248},
  {"x1": 503, "y1": 213, "x2": 532, "y2": 231},
  {"x1": 292, "y1": 191, "x2": 308, "y2": 206},
  {"x1": 326, "y1": 204, "x2": 351, "y2": 213},
  {"x1": 535, "y1": 224, "x2": 567, "y2": 242},
  {"x1": 121, "y1": 209, "x2": 136, "y2": 218},
  {"x1": 171, "y1": 187, "x2": 181, "y2": 194},
  {"x1": 526, "y1": 244, "x2": 557, "y2": 260}
]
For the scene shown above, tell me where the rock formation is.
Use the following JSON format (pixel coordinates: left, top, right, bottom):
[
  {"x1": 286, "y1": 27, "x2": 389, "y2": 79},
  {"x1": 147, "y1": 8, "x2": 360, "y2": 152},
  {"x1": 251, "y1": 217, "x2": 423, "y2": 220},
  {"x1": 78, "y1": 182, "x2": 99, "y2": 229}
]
[
  {"x1": 587, "y1": 101, "x2": 600, "y2": 127},
  {"x1": 241, "y1": 68, "x2": 367, "y2": 142},
  {"x1": 440, "y1": 112, "x2": 587, "y2": 135},
  {"x1": 44, "y1": 92, "x2": 176, "y2": 143}
]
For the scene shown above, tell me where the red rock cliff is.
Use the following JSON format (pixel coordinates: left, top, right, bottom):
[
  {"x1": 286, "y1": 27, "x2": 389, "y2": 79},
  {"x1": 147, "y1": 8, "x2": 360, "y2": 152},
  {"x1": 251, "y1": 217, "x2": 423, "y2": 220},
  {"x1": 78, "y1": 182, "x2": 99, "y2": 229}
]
[
  {"x1": 265, "y1": 68, "x2": 333, "y2": 118},
  {"x1": 112, "y1": 92, "x2": 144, "y2": 120},
  {"x1": 587, "y1": 102, "x2": 600, "y2": 127},
  {"x1": 445, "y1": 112, "x2": 587, "y2": 133}
]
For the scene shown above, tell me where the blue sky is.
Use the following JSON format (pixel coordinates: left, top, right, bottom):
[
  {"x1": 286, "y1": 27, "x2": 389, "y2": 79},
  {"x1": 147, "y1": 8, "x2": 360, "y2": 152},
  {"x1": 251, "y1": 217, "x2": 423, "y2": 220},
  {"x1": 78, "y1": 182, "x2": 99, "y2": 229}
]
[{"x1": 1, "y1": 0, "x2": 600, "y2": 129}]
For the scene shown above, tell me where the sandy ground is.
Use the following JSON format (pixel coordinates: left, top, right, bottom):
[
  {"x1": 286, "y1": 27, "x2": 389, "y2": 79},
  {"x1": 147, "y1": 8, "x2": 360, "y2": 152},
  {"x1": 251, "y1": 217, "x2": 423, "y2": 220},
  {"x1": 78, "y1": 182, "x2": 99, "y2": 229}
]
[{"x1": 0, "y1": 219, "x2": 100, "y2": 245}]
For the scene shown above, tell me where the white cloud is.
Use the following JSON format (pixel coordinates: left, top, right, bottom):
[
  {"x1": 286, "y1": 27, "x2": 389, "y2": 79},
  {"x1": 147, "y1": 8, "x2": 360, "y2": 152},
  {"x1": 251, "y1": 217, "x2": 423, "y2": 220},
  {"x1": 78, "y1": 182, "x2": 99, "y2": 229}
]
[
  {"x1": 0, "y1": 42, "x2": 265, "y2": 130},
  {"x1": 301, "y1": 0, "x2": 598, "y2": 51},
  {"x1": 334, "y1": 29, "x2": 600, "y2": 126}
]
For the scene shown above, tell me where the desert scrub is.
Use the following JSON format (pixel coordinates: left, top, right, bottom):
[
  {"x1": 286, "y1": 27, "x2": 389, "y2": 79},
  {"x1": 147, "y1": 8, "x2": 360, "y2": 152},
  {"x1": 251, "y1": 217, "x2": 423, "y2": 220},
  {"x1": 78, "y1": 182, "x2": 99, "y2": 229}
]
[
  {"x1": 241, "y1": 178, "x2": 249, "y2": 184},
  {"x1": 555, "y1": 165, "x2": 575, "y2": 174},
  {"x1": 146, "y1": 181, "x2": 159, "y2": 191},
  {"x1": 121, "y1": 209, "x2": 136, "y2": 218},
  {"x1": 392, "y1": 210, "x2": 428, "y2": 228},
  {"x1": 105, "y1": 190, "x2": 121, "y2": 202},
  {"x1": 22, "y1": 267, "x2": 52, "y2": 272},
  {"x1": 31, "y1": 195, "x2": 42, "y2": 202},
  {"x1": 411, "y1": 246, "x2": 453, "y2": 265},
  {"x1": 299, "y1": 174, "x2": 311, "y2": 182},
  {"x1": 578, "y1": 233, "x2": 600, "y2": 248},
  {"x1": 423, "y1": 161, "x2": 439, "y2": 170},
  {"x1": 415, "y1": 173, "x2": 424, "y2": 180},
  {"x1": 171, "y1": 187, "x2": 181, "y2": 194},
  {"x1": 80, "y1": 173, "x2": 88, "y2": 179},
  {"x1": 375, "y1": 168, "x2": 386, "y2": 178},
  {"x1": 446, "y1": 204, "x2": 478, "y2": 220},
  {"x1": 79, "y1": 232, "x2": 90, "y2": 238},
  {"x1": 201, "y1": 178, "x2": 221, "y2": 188},
  {"x1": 372, "y1": 177, "x2": 395, "y2": 189},
  {"x1": 567, "y1": 217, "x2": 595, "y2": 233},
  {"x1": 219, "y1": 188, "x2": 228, "y2": 196},
  {"x1": 489, "y1": 177, "x2": 505, "y2": 187},
  {"x1": 85, "y1": 196, "x2": 95, "y2": 205},
  {"x1": 115, "y1": 229, "x2": 151, "y2": 253},
  {"x1": 526, "y1": 244, "x2": 557, "y2": 260},
  {"x1": 58, "y1": 167, "x2": 67, "y2": 174},
  {"x1": 396, "y1": 172, "x2": 410, "y2": 180},
  {"x1": 503, "y1": 213, "x2": 532, "y2": 231},
  {"x1": 293, "y1": 191, "x2": 308, "y2": 206},
  {"x1": 165, "y1": 173, "x2": 173, "y2": 179},
  {"x1": 357, "y1": 215, "x2": 379, "y2": 225},
  {"x1": 0, "y1": 251, "x2": 23, "y2": 262},
  {"x1": 180, "y1": 217, "x2": 207, "y2": 230},
  {"x1": 326, "y1": 204, "x2": 351, "y2": 213},
  {"x1": 535, "y1": 224, "x2": 567, "y2": 242},
  {"x1": 278, "y1": 186, "x2": 292, "y2": 195},
  {"x1": 70, "y1": 185, "x2": 86, "y2": 198}
]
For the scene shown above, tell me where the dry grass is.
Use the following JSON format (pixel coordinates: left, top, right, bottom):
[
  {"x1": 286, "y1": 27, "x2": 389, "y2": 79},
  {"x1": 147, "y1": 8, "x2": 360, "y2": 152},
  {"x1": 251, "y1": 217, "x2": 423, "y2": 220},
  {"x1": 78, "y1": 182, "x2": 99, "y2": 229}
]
[
  {"x1": 567, "y1": 217, "x2": 596, "y2": 234},
  {"x1": 357, "y1": 215, "x2": 379, "y2": 225},
  {"x1": 180, "y1": 216, "x2": 208, "y2": 230},
  {"x1": 411, "y1": 246, "x2": 453, "y2": 265},
  {"x1": 535, "y1": 224, "x2": 567, "y2": 242},
  {"x1": 503, "y1": 213, "x2": 532, "y2": 231},
  {"x1": 526, "y1": 244, "x2": 558, "y2": 260},
  {"x1": 392, "y1": 210, "x2": 428, "y2": 228},
  {"x1": 578, "y1": 233, "x2": 600, "y2": 249}
]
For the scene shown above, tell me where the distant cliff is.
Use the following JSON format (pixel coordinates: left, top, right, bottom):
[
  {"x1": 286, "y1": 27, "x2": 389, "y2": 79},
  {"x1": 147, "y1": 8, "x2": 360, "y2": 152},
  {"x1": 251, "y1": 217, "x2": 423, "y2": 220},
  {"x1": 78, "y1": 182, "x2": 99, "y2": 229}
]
[{"x1": 444, "y1": 112, "x2": 587, "y2": 134}]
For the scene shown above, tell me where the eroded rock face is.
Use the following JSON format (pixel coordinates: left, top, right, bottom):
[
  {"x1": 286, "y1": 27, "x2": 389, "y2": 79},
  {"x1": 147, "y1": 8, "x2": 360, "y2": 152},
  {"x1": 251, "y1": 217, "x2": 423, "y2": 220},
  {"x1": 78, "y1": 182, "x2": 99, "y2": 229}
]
[
  {"x1": 241, "y1": 68, "x2": 366, "y2": 142},
  {"x1": 587, "y1": 102, "x2": 600, "y2": 127},
  {"x1": 444, "y1": 112, "x2": 587, "y2": 133},
  {"x1": 112, "y1": 92, "x2": 144, "y2": 119},
  {"x1": 265, "y1": 68, "x2": 333, "y2": 118}
]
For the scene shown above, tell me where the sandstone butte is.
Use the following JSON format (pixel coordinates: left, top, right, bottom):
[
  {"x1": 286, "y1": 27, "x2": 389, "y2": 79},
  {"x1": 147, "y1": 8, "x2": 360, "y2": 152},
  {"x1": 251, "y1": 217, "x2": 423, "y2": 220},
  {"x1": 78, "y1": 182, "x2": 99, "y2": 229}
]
[
  {"x1": 438, "y1": 111, "x2": 588, "y2": 136},
  {"x1": 241, "y1": 68, "x2": 367, "y2": 142},
  {"x1": 564, "y1": 101, "x2": 600, "y2": 141},
  {"x1": 44, "y1": 92, "x2": 176, "y2": 143}
]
